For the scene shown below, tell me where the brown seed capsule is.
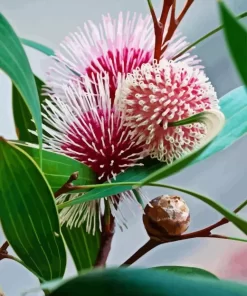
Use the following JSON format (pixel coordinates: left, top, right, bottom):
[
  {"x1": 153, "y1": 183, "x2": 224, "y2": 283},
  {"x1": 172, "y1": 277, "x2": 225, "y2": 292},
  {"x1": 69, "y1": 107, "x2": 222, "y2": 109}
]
[{"x1": 143, "y1": 195, "x2": 190, "y2": 240}]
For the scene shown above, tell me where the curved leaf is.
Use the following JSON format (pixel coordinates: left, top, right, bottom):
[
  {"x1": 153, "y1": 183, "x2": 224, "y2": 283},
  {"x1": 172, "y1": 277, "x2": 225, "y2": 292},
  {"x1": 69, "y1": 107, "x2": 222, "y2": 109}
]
[
  {"x1": 0, "y1": 139, "x2": 66, "y2": 280},
  {"x1": 140, "y1": 110, "x2": 225, "y2": 184},
  {"x1": 13, "y1": 142, "x2": 97, "y2": 192},
  {"x1": 192, "y1": 86, "x2": 247, "y2": 164},
  {"x1": 62, "y1": 225, "x2": 100, "y2": 272},
  {"x1": 13, "y1": 76, "x2": 48, "y2": 143},
  {"x1": 21, "y1": 38, "x2": 54, "y2": 56},
  {"x1": 49, "y1": 269, "x2": 247, "y2": 296},
  {"x1": 219, "y1": 2, "x2": 247, "y2": 86},
  {"x1": 153, "y1": 266, "x2": 218, "y2": 279},
  {"x1": 58, "y1": 157, "x2": 163, "y2": 207},
  {"x1": 0, "y1": 14, "x2": 42, "y2": 155}
]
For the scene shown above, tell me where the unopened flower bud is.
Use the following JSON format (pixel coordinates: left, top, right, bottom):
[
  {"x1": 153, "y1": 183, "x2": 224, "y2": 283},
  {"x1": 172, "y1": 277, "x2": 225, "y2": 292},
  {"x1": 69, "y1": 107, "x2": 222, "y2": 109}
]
[{"x1": 143, "y1": 195, "x2": 190, "y2": 240}]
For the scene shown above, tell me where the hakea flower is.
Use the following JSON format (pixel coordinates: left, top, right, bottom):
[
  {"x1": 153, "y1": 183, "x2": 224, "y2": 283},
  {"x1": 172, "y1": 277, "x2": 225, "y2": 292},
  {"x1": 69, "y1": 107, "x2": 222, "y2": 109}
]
[
  {"x1": 41, "y1": 75, "x2": 148, "y2": 233},
  {"x1": 46, "y1": 12, "x2": 202, "y2": 103},
  {"x1": 116, "y1": 59, "x2": 219, "y2": 163}
]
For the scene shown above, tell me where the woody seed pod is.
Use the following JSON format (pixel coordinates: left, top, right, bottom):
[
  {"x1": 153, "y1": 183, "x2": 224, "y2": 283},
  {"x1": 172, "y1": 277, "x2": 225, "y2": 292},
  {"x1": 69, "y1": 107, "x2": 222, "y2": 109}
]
[{"x1": 143, "y1": 195, "x2": 190, "y2": 240}]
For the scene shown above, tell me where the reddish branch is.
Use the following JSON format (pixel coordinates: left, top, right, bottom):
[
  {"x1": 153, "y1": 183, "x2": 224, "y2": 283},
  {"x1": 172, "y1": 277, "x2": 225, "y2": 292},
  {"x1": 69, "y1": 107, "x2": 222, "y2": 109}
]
[
  {"x1": 0, "y1": 241, "x2": 13, "y2": 261},
  {"x1": 148, "y1": 0, "x2": 194, "y2": 61},
  {"x1": 121, "y1": 206, "x2": 242, "y2": 266}
]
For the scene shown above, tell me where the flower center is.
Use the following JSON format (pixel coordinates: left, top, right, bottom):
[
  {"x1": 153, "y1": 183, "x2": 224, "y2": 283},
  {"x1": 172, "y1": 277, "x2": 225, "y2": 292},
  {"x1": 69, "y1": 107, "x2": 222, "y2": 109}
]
[
  {"x1": 85, "y1": 47, "x2": 152, "y2": 102},
  {"x1": 61, "y1": 108, "x2": 145, "y2": 182}
]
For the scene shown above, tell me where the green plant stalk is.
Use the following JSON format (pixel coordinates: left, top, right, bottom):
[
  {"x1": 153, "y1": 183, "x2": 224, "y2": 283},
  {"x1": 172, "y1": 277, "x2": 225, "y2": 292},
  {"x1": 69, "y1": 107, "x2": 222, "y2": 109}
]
[
  {"x1": 173, "y1": 11, "x2": 247, "y2": 60},
  {"x1": 57, "y1": 181, "x2": 247, "y2": 235}
]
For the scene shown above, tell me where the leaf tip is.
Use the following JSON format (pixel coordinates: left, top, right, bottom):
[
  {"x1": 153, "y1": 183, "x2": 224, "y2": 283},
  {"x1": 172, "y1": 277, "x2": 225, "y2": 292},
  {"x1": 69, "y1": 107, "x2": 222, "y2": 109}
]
[{"x1": 0, "y1": 136, "x2": 7, "y2": 143}]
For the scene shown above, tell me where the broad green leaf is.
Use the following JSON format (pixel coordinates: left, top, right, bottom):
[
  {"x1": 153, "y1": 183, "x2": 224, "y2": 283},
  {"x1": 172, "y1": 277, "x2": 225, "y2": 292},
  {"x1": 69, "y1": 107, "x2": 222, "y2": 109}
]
[
  {"x1": 219, "y1": 2, "x2": 247, "y2": 86},
  {"x1": 192, "y1": 86, "x2": 247, "y2": 164},
  {"x1": 0, "y1": 139, "x2": 66, "y2": 280},
  {"x1": 0, "y1": 14, "x2": 42, "y2": 155},
  {"x1": 21, "y1": 38, "x2": 54, "y2": 56},
  {"x1": 48, "y1": 269, "x2": 247, "y2": 296},
  {"x1": 153, "y1": 266, "x2": 218, "y2": 279},
  {"x1": 62, "y1": 225, "x2": 100, "y2": 272},
  {"x1": 12, "y1": 142, "x2": 97, "y2": 192},
  {"x1": 13, "y1": 76, "x2": 48, "y2": 143}
]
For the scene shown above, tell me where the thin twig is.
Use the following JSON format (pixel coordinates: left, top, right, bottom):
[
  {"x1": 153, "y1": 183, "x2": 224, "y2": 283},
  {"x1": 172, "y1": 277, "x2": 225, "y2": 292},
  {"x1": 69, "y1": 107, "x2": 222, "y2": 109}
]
[
  {"x1": 122, "y1": 239, "x2": 162, "y2": 266},
  {"x1": 54, "y1": 171, "x2": 79, "y2": 198}
]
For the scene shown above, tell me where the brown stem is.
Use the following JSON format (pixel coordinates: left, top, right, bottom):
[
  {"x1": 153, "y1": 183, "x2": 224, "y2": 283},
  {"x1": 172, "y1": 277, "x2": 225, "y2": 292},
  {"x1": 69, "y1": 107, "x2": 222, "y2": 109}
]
[
  {"x1": 121, "y1": 202, "x2": 245, "y2": 266},
  {"x1": 1, "y1": 241, "x2": 9, "y2": 251},
  {"x1": 122, "y1": 239, "x2": 162, "y2": 266},
  {"x1": 54, "y1": 171, "x2": 79, "y2": 198},
  {"x1": 94, "y1": 214, "x2": 115, "y2": 267}
]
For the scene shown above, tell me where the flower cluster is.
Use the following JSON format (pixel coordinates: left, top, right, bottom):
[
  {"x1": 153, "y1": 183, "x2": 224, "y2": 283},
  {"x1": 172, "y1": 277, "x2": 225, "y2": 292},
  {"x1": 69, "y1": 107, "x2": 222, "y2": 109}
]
[{"x1": 42, "y1": 12, "x2": 219, "y2": 232}]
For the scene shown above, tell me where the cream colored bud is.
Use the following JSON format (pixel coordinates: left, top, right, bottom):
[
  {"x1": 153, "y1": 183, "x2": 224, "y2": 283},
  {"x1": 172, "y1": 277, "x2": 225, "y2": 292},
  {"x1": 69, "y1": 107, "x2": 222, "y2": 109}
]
[{"x1": 143, "y1": 195, "x2": 190, "y2": 239}]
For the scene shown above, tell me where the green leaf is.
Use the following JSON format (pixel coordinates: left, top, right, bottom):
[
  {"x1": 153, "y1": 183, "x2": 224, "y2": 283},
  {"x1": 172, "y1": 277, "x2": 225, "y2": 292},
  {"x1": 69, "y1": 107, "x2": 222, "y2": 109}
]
[
  {"x1": 192, "y1": 86, "x2": 247, "y2": 164},
  {"x1": 21, "y1": 38, "x2": 54, "y2": 56},
  {"x1": 62, "y1": 225, "x2": 100, "y2": 272},
  {"x1": 13, "y1": 76, "x2": 48, "y2": 143},
  {"x1": 0, "y1": 14, "x2": 42, "y2": 155},
  {"x1": 12, "y1": 142, "x2": 97, "y2": 192},
  {"x1": 153, "y1": 266, "x2": 218, "y2": 279},
  {"x1": 0, "y1": 139, "x2": 66, "y2": 280},
  {"x1": 48, "y1": 268, "x2": 247, "y2": 296},
  {"x1": 58, "y1": 157, "x2": 163, "y2": 208},
  {"x1": 174, "y1": 11, "x2": 247, "y2": 59},
  {"x1": 219, "y1": 2, "x2": 247, "y2": 86}
]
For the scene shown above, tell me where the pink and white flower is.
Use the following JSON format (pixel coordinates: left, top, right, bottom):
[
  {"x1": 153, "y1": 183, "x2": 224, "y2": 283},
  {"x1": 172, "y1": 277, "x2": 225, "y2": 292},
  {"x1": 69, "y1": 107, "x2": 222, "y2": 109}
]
[
  {"x1": 41, "y1": 75, "x2": 148, "y2": 232},
  {"x1": 46, "y1": 12, "x2": 201, "y2": 103},
  {"x1": 116, "y1": 60, "x2": 219, "y2": 163}
]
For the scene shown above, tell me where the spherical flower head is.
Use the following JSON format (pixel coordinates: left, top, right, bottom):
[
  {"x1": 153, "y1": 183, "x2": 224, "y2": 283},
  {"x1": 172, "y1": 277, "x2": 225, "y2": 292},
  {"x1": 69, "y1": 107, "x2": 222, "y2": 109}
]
[
  {"x1": 117, "y1": 60, "x2": 219, "y2": 163},
  {"x1": 46, "y1": 12, "x2": 202, "y2": 104},
  {"x1": 41, "y1": 75, "x2": 148, "y2": 232}
]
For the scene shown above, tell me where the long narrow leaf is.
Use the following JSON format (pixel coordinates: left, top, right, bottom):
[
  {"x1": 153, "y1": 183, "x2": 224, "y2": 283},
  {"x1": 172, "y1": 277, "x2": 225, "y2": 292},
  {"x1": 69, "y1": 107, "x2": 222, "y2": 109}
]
[
  {"x1": 0, "y1": 14, "x2": 42, "y2": 156},
  {"x1": 147, "y1": 183, "x2": 247, "y2": 236},
  {"x1": 0, "y1": 139, "x2": 66, "y2": 280},
  {"x1": 13, "y1": 76, "x2": 48, "y2": 143},
  {"x1": 21, "y1": 38, "x2": 54, "y2": 56},
  {"x1": 219, "y1": 2, "x2": 247, "y2": 86}
]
